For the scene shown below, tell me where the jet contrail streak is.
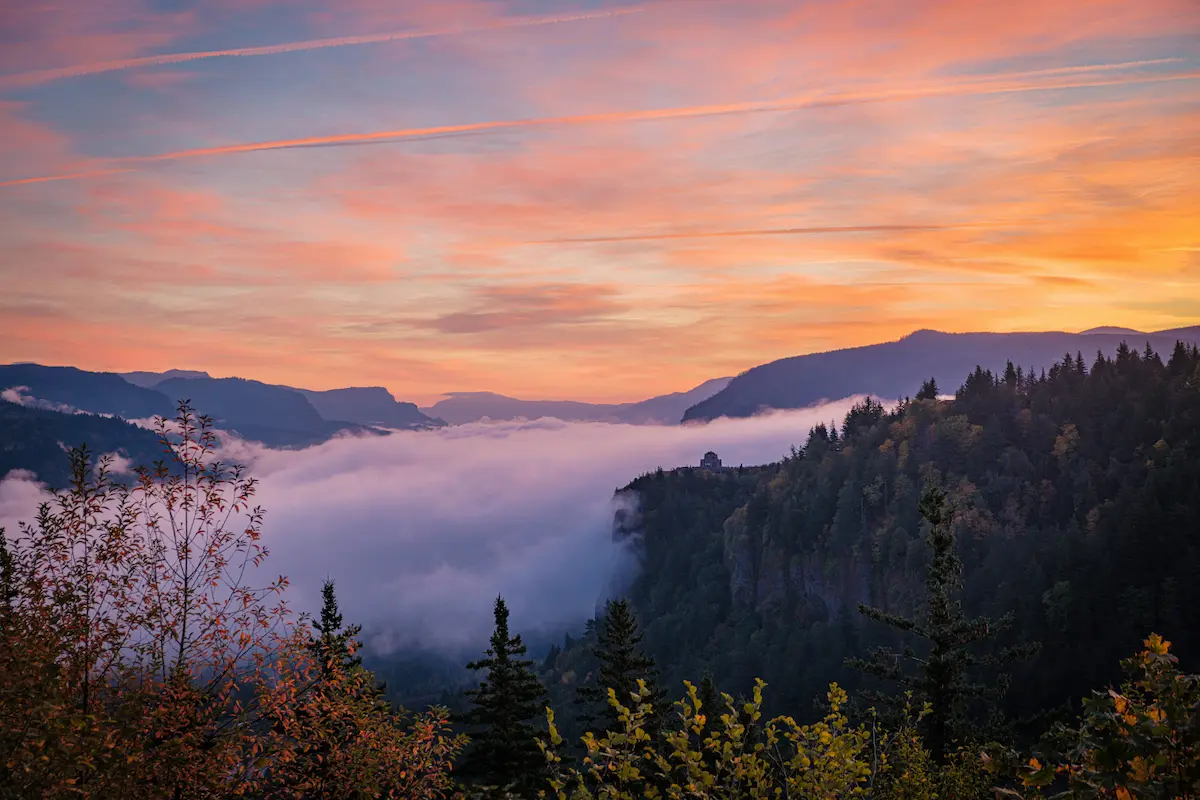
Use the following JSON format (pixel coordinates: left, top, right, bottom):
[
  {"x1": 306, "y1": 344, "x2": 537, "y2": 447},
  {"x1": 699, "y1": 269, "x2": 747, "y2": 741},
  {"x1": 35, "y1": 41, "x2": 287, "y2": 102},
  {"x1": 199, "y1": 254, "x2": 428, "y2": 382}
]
[
  {"x1": 0, "y1": 5, "x2": 650, "y2": 89},
  {"x1": 527, "y1": 224, "x2": 983, "y2": 244},
  {"x1": 943, "y1": 57, "x2": 1184, "y2": 83},
  {"x1": 0, "y1": 168, "x2": 132, "y2": 187},
  {"x1": 2, "y1": 62, "x2": 1195, "y2": 189}
]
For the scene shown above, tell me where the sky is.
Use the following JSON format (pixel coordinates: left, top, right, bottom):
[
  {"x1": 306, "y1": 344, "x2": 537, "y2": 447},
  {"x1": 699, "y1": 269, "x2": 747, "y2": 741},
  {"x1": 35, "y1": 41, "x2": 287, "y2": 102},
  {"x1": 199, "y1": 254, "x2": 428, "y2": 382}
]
[
  {"x1": 0, "y1": 0, "x2": 1198, "y2": 405},
  {"x1": 0, "y1": 398, "x2": 868, "y2": 651}
]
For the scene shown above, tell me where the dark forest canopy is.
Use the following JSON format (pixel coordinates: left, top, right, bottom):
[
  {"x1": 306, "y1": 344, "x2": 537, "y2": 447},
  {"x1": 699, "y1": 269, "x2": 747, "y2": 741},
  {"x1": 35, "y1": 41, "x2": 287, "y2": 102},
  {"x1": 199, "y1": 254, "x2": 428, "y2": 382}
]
[
  {"x1": 536, "y1": 340, "x2": 1200, "y2": 738},
  {"x1": 0, "y1": 402, "x2": 164, "y2": 488},
  {"x1": 3, "y1": 341, "x2": 1199, "y2": 797}
]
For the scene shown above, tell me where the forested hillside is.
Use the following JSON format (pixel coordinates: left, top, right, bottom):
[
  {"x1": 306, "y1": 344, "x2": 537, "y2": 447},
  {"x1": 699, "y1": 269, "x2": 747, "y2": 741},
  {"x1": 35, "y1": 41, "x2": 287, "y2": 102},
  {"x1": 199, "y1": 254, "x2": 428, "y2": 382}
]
[
  {"x1": 684, "y1": 327, "x2": 1200, "y2": 422},
  {"x1": 4, "y1": 346, "x2": 1198, "y2": 798},
  {"x1": 0, "y1": 402, "x2": 164, "y2": 487},
  {"x1": 548, "y1": 340, "x2": 1200, "y2": 732}
]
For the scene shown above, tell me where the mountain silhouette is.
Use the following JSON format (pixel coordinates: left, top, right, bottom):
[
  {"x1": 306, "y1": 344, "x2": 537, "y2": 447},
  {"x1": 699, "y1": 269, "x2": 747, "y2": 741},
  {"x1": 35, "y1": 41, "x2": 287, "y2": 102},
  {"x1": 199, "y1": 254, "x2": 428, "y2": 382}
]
[
  {"x1": 683, "y1": 327, "x2": 1200, "y2": 422},
  {"x1": 422, "y1": 377, "x2": 731, "y2": 425}
]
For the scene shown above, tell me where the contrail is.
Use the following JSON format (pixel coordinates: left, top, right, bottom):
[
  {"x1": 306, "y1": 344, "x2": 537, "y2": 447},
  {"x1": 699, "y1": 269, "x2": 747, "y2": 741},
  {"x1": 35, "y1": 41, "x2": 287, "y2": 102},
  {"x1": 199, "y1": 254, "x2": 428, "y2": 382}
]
[
  {"x1": 527, "y1": 223, "x2": 988, "y2": 244},
  {"x1": 2, "y1": 61, "x2": 1196, "y2": 189},
  {"x1": 0, "y1": 168, "x2": 133, "y2": 187},
  {"x1": 942, "y1": 57, "x2": 1184, "y2": 82},
  {"x1": 0, "y1": 5, "x2": 650, "y2": 89}
]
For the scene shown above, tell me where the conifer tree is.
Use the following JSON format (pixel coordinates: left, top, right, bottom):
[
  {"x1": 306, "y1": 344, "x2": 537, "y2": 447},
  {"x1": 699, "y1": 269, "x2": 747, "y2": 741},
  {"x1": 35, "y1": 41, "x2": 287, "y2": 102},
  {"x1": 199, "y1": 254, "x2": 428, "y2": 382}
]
[
  {"x1": 309, "y1": 578, "x2": 363, "y2": 678},
  {"x1": 306, "y1": 577, "x2": 389, "y2": 703},
  {"x1": 917, "y1": 377, "x2": 940, "y2": 400},
  {"x1": 848, "y1": 482, "x2": 1037, "y2": 763},
  {"x1": 460, "y1": 595, "x2": 548, "y2": 793},
  {"x1": 697, "y1": 669, "x2": 719, "y2": 718},
  {"x1": 1004, "y1": 360, "x2": 1018, "y2": 387},
  {"x1": 576, "y1": 598, "x2": 667, "y2": 739},
  {"x1": 293, "y1": 579, "x2": 388, "y2": 796},
  {"x1": 0, "y1": 531, "x2": 15, "y2": 620}
]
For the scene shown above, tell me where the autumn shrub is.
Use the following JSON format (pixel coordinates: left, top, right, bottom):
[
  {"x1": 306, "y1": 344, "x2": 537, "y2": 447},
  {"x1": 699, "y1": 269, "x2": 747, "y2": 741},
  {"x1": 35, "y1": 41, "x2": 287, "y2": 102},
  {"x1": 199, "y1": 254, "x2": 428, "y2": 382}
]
[
  {"x1": 985, "y1": 634, "x2": 1200, "y2": 799},
  {"x1": 541, "y1": 678, "x2": 873, "y2": 798},
  {"x1": 0, "y1": 403, "x2": 462, "y2": 799}
]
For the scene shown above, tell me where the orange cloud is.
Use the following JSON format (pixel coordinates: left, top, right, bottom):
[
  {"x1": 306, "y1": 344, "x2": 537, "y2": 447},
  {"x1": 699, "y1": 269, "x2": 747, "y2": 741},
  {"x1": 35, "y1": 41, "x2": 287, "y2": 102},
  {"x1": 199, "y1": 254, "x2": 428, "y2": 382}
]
[
  {"x1": 3, "y1": 60, "x2": 1195, "y2": 188},
  {"x1": 0, "y1": 4, "x2": 650, "y2": 89},
  {"x1": 0, "y1": 0, "x2": 196, "y2": 75},
  {"x1": 2, "y1": 0, "x2": 1198, "y2": 403}
]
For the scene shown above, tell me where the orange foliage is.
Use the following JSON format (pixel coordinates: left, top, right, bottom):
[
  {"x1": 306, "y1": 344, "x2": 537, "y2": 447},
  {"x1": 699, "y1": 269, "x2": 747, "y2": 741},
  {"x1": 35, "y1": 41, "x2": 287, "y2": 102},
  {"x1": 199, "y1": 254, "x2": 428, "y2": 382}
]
[{"x1": 0, "y1": 403, "x2": 463, "y2": 798}]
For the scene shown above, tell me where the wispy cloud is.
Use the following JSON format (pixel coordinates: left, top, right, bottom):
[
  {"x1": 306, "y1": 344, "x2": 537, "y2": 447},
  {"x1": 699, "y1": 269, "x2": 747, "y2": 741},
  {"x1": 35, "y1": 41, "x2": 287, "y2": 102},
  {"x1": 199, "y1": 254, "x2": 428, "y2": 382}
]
[
  {"x1": 2, "y1": 59, "x2": 1193, "y2": 189},
  {"x1": 2, "y1": 0, "x2": 1197, "y2": 399},
  {"x1": 529, "y1": 223, "x2": 996, "y2": 244},
  {"x1": 0, "y1": 5, "x2": 652, "y2": 90}
]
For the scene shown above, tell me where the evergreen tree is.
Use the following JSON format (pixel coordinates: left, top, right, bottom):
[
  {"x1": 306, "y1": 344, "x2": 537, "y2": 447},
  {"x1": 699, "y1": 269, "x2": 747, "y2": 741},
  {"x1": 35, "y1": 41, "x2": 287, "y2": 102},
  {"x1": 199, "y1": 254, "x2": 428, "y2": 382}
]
[
  {"x1": 460, "y1": 595, "x2": 548, "y2": 793},
  {"x1": 697, "y1": 669, "x2": 719, "y2": 717},
  {"x1": 309, "y1": 578, "x2": 363, "y2": 679},
  {"x1": 575, "y1": 598, "x2": 667, "y2": 738},
  {"x1": 0, "y1": 531, "x2": 15, "y2": 620},
  {"x1": 917, "y1": 377, "x2": 940, "y2": 400},
  {"x1": 847, "y1": 482, "x2": 1037, "y2": 763},
  {"x1": 296, "y1": 579, "x2": 389, "y2": 796},
  {"x1": 542, "y1": 643, "x2": 562, "y2": 671}
]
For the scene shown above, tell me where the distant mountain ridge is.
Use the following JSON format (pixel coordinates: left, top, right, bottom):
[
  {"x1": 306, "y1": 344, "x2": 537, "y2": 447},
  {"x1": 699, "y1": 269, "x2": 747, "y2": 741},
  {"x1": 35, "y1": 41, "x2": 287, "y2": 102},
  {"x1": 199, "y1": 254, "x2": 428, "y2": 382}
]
[
  {"x1": 116, "y1": 370, "x2": 445, "y2": 433},
  {"x1": 0, "y1": 401, "x2": 164, "y2": 489},
  {"x1": 120, "y1": 369, "x2": 211, "y2": 388},
  {"x1": 684, "y1": 327, "x2": 1200, "y2": 422},
  {"x1": 422, "y1": 377, "x2": 732, "y2": 425},
  {"x1": 0, "y1": 366, "x2": 437, "y2": 450},
  {"x1": 8, "y1": 324, "x2": 1199, "y2": 449},
  {"x1": 152, "y1": 376, "x2": 343, "y2": 447},
  {"x1": 299, "y1": 386, "x2": 445, "y2": 430},
  {"x1": 1078, "y1": 326, "x2": 1143, "y2": 335},
  {"x1": 0, "y1": 364, "x2": 173, "y2": 419}
]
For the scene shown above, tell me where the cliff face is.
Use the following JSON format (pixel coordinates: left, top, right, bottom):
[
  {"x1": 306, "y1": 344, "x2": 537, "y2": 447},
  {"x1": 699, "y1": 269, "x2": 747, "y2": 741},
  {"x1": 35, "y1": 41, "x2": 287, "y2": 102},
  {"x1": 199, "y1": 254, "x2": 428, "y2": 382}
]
[
  {"x1": 720, "y1": 486, "x2": 873, "y2": 619},
  {"x1": 300, "y1": 386, "x2": 443, "y2": 429},
  {"x1": 609, "y1": 343, "x2": 1200, "y2": 718}
]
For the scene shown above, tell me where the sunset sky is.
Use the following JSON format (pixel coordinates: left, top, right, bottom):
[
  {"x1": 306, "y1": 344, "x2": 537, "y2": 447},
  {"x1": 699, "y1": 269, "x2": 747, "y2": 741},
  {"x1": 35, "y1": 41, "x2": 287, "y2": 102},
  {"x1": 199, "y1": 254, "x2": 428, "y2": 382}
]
[{"x1": 1, "y1": 0, "x2": 1198, "y2": 404}]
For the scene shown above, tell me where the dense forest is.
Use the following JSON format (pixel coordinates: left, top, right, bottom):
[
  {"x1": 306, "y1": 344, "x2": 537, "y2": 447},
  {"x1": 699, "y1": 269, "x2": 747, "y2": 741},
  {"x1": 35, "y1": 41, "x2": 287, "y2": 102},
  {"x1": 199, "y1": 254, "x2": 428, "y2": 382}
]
[
  {"x1": 0, "y1": 402, "x2": 164, "y2": 487},
  {"x1": 535, "y1": 341, "x2": 1200, "y2": 733},
  {"x1": 1, "y1": 341, "x2": 1198, "y2": 797}
]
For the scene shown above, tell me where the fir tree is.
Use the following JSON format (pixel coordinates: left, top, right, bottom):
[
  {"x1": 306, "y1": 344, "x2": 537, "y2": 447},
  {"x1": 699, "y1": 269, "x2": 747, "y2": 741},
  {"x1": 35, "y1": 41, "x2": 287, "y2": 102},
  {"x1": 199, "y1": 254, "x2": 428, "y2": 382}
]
[
  {"x1": 460, "y1": 595, "x2": 548, "y2": 793},
  {"x1": 697, "y1": 669, "x2": 719, "y2": 718},
  {"x1": 0, "y1": 531, "x2": 15, "y2": 619},
  {"x1": 917, "y1": 377, "x2": 940, "y2": 400},
  {"x1": 309, "y1": 578, "x2": 363, "y2": 679},
  {"x1": 1004, "y1": 360, "x2": 1018, "y2": 387},
  {"x1": 542, "y1": 643, "x2": 562, "y2": 671},
  {"x1": 847, "y1": 482, "x2": 1037, "y2": 763},
  {"x1": 296, "y1": 579, "x2": 389, "y2": 795},
  {"x1": 576, "y1": 598, "x2": 667, "y2": 738}
]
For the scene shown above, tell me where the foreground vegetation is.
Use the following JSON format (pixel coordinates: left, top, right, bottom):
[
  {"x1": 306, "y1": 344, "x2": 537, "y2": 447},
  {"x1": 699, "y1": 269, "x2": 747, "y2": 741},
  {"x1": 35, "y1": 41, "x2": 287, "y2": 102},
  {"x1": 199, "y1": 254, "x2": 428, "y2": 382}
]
[
  {"x1": 3, "y1": 339, "x2": 1199, "y2": 798},
  {"x1": 0, "y1": 408, "x2": 463, "y2": 799},
  {"x1": 536, "y1": 341, "x2": 1200, "y2": 730}
]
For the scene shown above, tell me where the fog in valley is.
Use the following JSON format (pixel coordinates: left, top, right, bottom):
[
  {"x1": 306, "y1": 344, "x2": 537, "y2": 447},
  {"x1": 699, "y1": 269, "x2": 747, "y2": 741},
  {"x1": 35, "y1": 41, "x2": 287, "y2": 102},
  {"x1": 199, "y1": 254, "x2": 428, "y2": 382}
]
[{"x1": 0, "y1": 398, "x2": 872, "y2": 655}]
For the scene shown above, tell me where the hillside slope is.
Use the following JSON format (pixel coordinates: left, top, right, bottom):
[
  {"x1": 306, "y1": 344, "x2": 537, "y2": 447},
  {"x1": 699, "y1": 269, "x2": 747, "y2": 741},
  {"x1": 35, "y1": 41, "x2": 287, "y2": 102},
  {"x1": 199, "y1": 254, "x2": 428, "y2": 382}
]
[
  {"x1": 0, "y1": 364, "x2": 172, "y2": 419},
  {"x1": 544, "y1": 341, "x2": 1200, "y2": 725},
  {"x1": 614, "y1": 376, "x2": 732, "y2": 424},
  {"x1": 1, "y1": 401, "x2": 165, "y2": 488},
  {"x1": 119, "y1": 369, "x2": 211, "y2": 388},
  {"x1": 300, "y1": 386, "x2": 444, "y2": 429},
  {"x1": 684, "y1": 328, "x2": 1200, "y2": 421},
  {"x1": 424, "y1": 377, "x2": 731, "y2": 425},
  {"x1": 153, "y1": 376, "x2": 380, "y2": 447}
]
